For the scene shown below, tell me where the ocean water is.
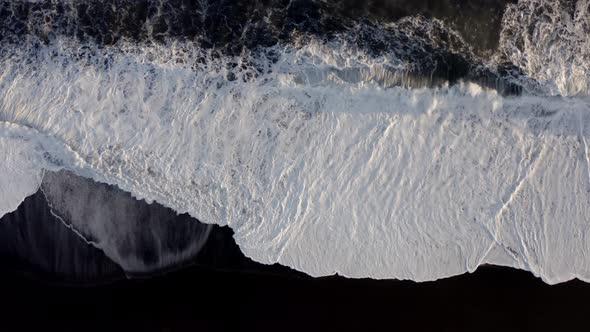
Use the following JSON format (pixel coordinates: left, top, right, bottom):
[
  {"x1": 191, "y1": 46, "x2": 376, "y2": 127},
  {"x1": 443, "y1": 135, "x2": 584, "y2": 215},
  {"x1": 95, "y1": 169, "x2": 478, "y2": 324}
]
[{"x1": 0, "y1": 0, "x2": 589, "y2": 284}]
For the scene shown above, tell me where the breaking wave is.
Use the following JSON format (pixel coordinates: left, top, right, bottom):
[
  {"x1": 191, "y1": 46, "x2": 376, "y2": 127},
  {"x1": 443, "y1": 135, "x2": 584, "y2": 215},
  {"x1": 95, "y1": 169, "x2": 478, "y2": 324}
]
[{"x1": 1, "y1": 0, "x2": 590, "y2": 284}]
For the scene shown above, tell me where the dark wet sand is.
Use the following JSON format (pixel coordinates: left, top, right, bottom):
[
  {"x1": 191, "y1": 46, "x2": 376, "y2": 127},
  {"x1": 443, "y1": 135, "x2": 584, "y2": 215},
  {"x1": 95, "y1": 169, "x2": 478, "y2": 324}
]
[
  {"x1": 2, "y1": 260, "x2": 590, "y2": 331},
  {"x1": 2, "y1": 188, "x2": 590, "y2": 331}
]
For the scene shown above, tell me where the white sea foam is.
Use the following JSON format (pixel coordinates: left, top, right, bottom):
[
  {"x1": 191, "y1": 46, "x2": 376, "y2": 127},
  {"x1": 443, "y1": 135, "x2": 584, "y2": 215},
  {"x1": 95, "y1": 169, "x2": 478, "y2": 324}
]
[
  {"x1": 499, "y1": 0, "x2": 590, "y2": 96},
  {"x1": 1, "y1": 0, "x2": 590, "y2": 283},
  {"x1": 0, "y1": 137, "x2": 44, "y2": 216}
]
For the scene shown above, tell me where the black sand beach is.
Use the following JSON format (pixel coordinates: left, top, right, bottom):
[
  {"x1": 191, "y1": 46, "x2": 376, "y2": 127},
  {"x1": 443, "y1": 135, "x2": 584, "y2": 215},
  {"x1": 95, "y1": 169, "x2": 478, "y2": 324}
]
[
  {"x1": 1, "y1": 191, "x2": 590, "y2": 331},
  {"x1": 1, "y1": 259, "x2": 589, "y2": 331}
]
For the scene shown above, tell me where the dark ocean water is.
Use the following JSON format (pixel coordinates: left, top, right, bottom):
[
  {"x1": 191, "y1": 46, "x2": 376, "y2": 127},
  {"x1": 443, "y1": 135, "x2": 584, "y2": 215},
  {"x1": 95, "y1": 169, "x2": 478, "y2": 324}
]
[{"x1": 0, "y1": 0, "x2": 524, "y2": 93}]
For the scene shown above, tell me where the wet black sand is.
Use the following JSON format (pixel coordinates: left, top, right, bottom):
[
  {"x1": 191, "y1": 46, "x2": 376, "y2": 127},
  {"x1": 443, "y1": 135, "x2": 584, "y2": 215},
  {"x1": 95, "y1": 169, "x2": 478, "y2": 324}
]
[
  {"x1": 1, "y1": 196, "x2": 590, "y2": 332},
  {"x1": 1, "y1": 262, "x2": 590, "y2": 331},
  {"x1": 2, "y1": 185, "x2": 590, "y2": 331}
]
